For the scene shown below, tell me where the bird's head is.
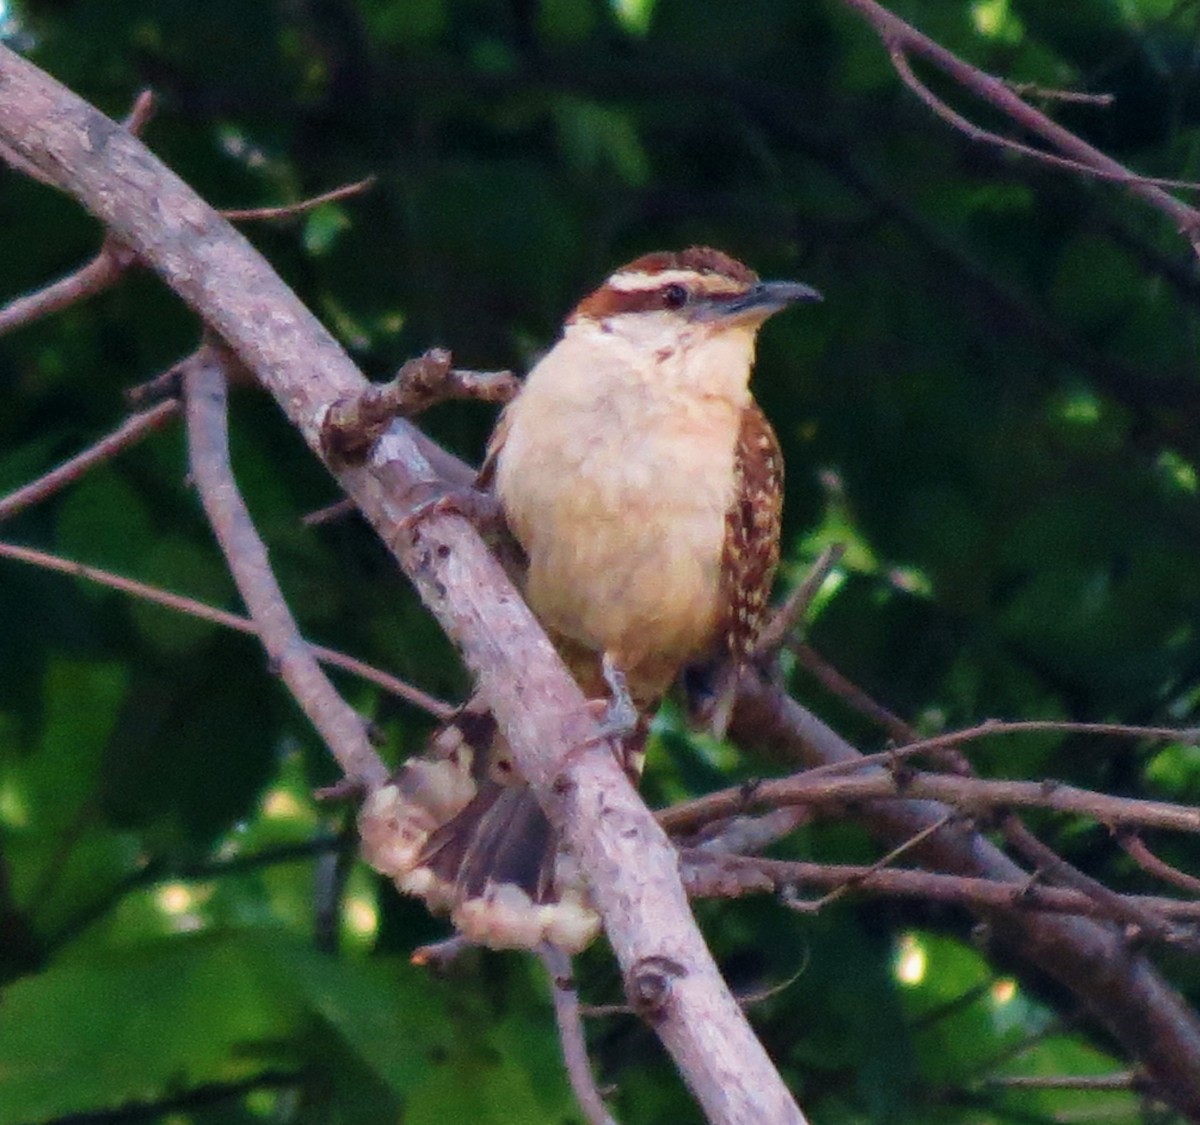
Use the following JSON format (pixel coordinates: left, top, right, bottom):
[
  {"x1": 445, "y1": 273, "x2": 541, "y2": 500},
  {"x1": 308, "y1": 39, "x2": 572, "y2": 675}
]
[{"x1": 568, "y1": 247, "x2": 821, "y2": 341}]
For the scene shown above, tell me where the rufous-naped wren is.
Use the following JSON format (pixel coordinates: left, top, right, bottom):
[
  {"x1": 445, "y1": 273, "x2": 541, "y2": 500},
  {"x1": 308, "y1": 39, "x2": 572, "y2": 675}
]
[{"x1": 359, "y1": 247, "x2": 821, "y2": 951}]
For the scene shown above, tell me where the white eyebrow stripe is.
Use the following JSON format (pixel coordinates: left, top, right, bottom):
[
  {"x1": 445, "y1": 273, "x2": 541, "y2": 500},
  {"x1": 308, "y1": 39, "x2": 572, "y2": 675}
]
[{"x1": 608, "y1": 269, "x2": 705, "y2": 292}]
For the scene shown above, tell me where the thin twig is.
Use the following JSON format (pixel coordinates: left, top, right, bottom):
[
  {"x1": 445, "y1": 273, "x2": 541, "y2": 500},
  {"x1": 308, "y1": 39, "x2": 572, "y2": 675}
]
[
  {"x1": 995, "y1": 817, "x2": 1175, "y2": 944},
  {"x1": 0, "y1": 234, "x2": 138, "y2": 335},
  {"x1": 793, "y1": 641, "x2": 972, "y2": 777},
  {"x1": 410, "y1": 934, "x2": 474, "y2": 968},
  {"x1": 789, "y1": 647, "x2": 1185, "y2": 924},
  {"x1": 891, "y1": 47, "x2": 1200, "y2": 191},
  {"x1": 692, "y1": 716, "x2": 1197, "y2": 796},
  {"x1": 981, "y1": 1072, "x2": 1139, "y2": 1091},
  {"x1": 220, "y1": 176, "x2": 377, "y2": 222},
  {"x1": 782, "y1": 813, "x2": 957, "y2": 914},
  {"x1": 682, "y1": 854, "x2": 1200, "y2": 934},
  {"x1": 39, "y1": 1070, "x2": 302, "y2": 1123},
  {"x1": 659, "y1": 756, "x2": 1200, "y2": 837},
  {"x1": 729, "y1": 674, "x2": 1200, "y2": 1108},
  {"x1": 0, "y1": 90, "x2": 155, "y2": 334},
  {"x1": 1004, "y1": 81, "x2": 1114, "y2": 107},
  {"x1": 0, "y1": 539, "x2": 453, "y2": 719},
  {"x1": 838, "y1": 0, "x2": 1200, "y2": 247},
  {"x1": 754, "y1": 543, "x2": 846, "y2": 655},
  {"x1": 540, "y1": 945, "x2": 619, "y2": 1125},
  {"x1": 302, "y1": 497, "x2": 357, "y2": 526},
  {"x1": 49, "y1": 837, "x2": 343, "y2": 950},
  {"x1": 1117, "y1": 832, "x2": 1200, "y2": 896},
  {"x1": 122, "y1": 89, "x2": 156, "y2": 135},
  {"x1": 0, "y1": 400, "x2": 179, "y2": 522}
]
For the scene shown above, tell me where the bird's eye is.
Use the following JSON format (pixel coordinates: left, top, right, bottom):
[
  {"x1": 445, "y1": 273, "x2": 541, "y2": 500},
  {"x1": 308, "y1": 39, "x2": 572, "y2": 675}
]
[{"x1": 662, "y1": 284, "x2": 688, "y2": 309}]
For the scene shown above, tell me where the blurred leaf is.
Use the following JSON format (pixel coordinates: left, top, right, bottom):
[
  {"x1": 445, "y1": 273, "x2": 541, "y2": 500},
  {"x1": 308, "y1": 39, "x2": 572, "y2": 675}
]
[
  {"x1": 0, "y1": 932, "x2": 298, "y2": 1124},
  {"x1": 129, "y1": 534, "x2": 236, "y2": 653},
  {"x1": 554, "y1": 97, "x2": 651, "y2": 186},
  {"x1": 55, "y1": 469, "x2": 155, "y2": 580},
  {"x1": 539, "y1": 0, "x2": 597, "y2": 44},
  {"x1": 303, "y1": 202, "x2": 353, "y2": 257}
]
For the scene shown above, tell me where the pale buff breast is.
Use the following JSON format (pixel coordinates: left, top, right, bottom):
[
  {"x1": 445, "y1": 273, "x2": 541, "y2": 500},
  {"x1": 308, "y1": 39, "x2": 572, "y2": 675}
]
[{"x1": 494, "y1": 316, "x2": 754, "y2": 695}]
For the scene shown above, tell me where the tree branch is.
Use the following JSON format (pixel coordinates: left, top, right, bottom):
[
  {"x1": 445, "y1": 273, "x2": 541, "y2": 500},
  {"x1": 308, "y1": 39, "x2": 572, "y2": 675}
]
[
  {"x1": 0, "y1": 398, "x2": 179, "y2": 521},
  {"x1": 729, "y1": 672, "x2": 1200, "y2": 1118},
  {"x1": 0, "y1": 539, "x2": 452, "y2": 718},
  {"x1": 183, "y1": 343, "x2": 388, "y2": 787},
  {"x1": 682, "y1": 853, "x2": 1200, "y2": 936},
  {"x1": 839, "y1": 0, "x2": 1200, "y2": 247},
  {"x1": 540, "y1": 944, "x2": 619, "y2": 1125},
  {"x1": 659, "y1": 758, "x2": 1200, "y2": 837}
]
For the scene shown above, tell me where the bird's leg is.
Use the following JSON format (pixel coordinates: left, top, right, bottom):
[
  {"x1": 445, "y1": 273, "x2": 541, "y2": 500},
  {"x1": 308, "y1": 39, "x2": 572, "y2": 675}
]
[{"x1": 586, "y1": 652, "x2": 639, "y2": 740}]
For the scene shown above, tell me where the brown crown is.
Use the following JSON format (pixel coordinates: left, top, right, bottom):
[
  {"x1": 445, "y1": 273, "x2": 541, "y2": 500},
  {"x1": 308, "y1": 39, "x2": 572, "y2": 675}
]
[{"x1": 571, "y1": 246, "x2": 759, "y2": 321}]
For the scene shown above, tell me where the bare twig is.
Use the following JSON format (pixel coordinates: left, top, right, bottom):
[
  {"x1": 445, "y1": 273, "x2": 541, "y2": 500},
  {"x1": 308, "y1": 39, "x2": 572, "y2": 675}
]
[
  {"x1": 0, "y1": 90, "x2": 155, "y2": 334},
  {"x1": 681, "y1": 853, "x2": 1200, "y2": 931},
  {"x1": 0, "y1": 539, "x2": 453, "y2": 719},
  {"x1": 839, "y1": 0, "x2": 1200, "y2": 246},
  {"x1": 659, "y1": 760, "x2": 1200, "y2": 837},
  {"x1": 754, "y1": 543, "x2": 845, "y2": 655},
  {"x1": 981, "y1": 1071, "x2": 1140, "y2": 1091},
  {"x1": 0, "y1": 399, "x2": 179, "y2": 522},
  {"x1": 792, "y1": 642, "x2": 912, "y2": 742},
  {"x1": 183, "y1": 343, "x2": 386, "y2": 787},
  {"x1": 790, "y1": 718, "x2": 1193, "y2": 786},
  {"x1": 729, "y1": 674, "x2": 1200, "y2": 1116},
  {"x1": 890, "y1": 47, "x2": 1200, "y2": 193},
  {"x1": 122, "y1": 90, "x2": 156, "y2": 135},
  {"x1": 782, "y1": 814, "x2": 957, "y2": 914},
  {"x1": 302, "y1": 497, "x2": 357, "y2": 526},
  {"x1": 220, "y1": 176, "x2": 377, "y2": 222},
  {"x1": 410, "y1": 934, "x2": 474, "y2": 968},
  {"x1": 782, "y1": 645, "x2": 1194, "y2": 953},
  {"x1": 540, "y1": 945, "x2": 619, "y2": 1125},
  {"x1": 999, "y1": 818, "x2": 1176, "y2": 945},
  {"x1": 0, "y1": 233, "x2": 138, "y2": 335},
  {"x1": 1117, "y1": 832, "x2": 1200, "y2": 897},
  {"x1": 1004, "y1": 81, "x2": 1114, "y2": 107}
]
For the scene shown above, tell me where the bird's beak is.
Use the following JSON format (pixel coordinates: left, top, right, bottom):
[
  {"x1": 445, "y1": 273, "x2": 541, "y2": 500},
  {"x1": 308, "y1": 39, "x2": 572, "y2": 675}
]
[{"x1": 695, "y1": 280, "x2": 823, "y2": 324}]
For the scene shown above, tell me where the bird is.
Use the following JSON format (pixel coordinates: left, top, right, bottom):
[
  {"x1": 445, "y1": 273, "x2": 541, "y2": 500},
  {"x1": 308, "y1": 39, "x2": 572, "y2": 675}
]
[{"x1": 359, "y1": 247, "x2": 821, "y2": 951}]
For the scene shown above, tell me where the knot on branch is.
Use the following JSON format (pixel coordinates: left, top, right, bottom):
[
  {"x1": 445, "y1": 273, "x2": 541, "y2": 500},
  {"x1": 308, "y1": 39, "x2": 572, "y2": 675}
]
[{"x1": 624, "y1": 954, "x2": 687, "y2": 1022}]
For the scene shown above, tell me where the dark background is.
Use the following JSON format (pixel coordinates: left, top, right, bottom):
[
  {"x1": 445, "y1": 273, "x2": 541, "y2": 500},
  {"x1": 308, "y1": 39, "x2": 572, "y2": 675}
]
[{"x1": 2, "y1": 0, "x2": 1200, "y2": 1121}]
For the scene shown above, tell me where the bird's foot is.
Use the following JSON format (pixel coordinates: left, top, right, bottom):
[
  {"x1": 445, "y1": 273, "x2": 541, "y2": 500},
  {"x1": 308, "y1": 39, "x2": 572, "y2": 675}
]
[
  {"x1": 398, "y1": 482, "x2": 505, "y2": 536},
  {"x1": 575, "y1": 653, "x2": 640, "y2": 749}
]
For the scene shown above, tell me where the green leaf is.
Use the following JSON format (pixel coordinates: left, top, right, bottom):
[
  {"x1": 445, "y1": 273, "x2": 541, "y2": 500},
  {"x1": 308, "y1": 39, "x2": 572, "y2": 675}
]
[
  {"x1": 303, "y1": 203, "x2": 352, "y2": 257},
  {"x1": 538, "y1": 0, "x2": 597, "y2": 44},
  {"x1": 553, "y1": 97, "x2": 650, "y2": 186},
  {"x1": 0, "y1": 933, "x2": 298, "y2": 1124},
  {"x1": 55, "y1": 470, "x2": 155, "y2": 581}
]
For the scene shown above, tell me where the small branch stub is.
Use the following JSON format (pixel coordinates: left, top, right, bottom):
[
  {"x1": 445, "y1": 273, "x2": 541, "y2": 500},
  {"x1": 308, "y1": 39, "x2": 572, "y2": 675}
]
[
  {"x1": 625, "y1": 955, "x2": 688, "y2": 1023},
  {"x1": 320, "y1": 348, "x2": 518, "y2": 463}
]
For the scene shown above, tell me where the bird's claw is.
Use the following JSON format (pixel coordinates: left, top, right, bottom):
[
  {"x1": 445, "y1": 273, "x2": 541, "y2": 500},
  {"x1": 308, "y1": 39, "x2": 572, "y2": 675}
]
[{"x1": 398, "y1": 483, "x2": 504, "y2": 535}]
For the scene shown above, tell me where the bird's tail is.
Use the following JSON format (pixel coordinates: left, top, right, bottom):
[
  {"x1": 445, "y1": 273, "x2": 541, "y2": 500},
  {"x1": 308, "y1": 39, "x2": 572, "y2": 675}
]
[{"x1": 358, "y1": 697, "x2": 644, "y2": 952}]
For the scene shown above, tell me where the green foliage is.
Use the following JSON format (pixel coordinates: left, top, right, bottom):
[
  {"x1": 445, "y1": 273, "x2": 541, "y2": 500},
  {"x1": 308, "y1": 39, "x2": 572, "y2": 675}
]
[{"x1": 4, "y1": 0, "x2": 1200, "y2": 1121}]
